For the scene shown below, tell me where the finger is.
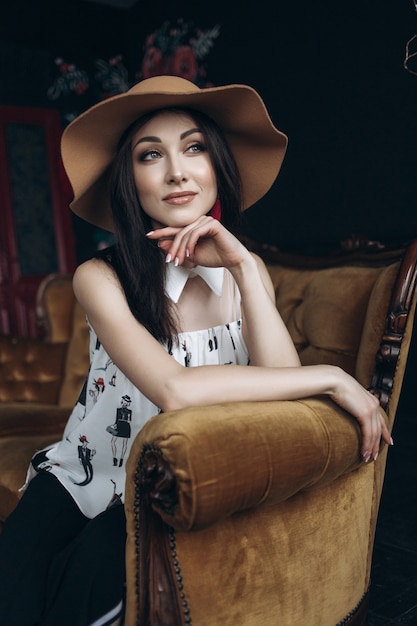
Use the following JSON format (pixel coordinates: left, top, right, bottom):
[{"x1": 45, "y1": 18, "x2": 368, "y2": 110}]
[
  {"x1": 381, "y1": 419, "x2": 393, "y2": 446},
  {"x1": 146, "y1": 225, "x2": 182, "y2": 237},
  {"x1": 366, "y1": 414, "x2": 389, "y2": 462},
  {"x1": 168, "y1": 219, "x2": 220, "y2": 265},
  {"x1": 147, "y1": 227, "x2": 195, "y2": 264},
  {"x1": 372, "y1": 417, "x2": 383, "y2": 461},
  {"x1": 361, "y1": 433, "x2": 373, "y2": 463},
  {"x1": 179, "y1": 220, "x2": 220, "y2": 259},
  {"x1": 164, "y1": 230, "x2": 195, "y2": 265},
  {"x1": 360, "y1": 414, "x2": 379, "y2": 462},
  {"x1": 367, "y1": 397, "x2": 384, "y2": 460},
  {"x1": 156, "y1": 239, "x2": 173, "y2": 252}
]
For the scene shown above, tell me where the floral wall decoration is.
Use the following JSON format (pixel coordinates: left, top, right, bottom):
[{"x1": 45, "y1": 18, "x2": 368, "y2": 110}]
[
  {"x1": 47, "y1": 18, "x2": 221, "y2": 123},
  {"x1": 47, "y1": 55, "x2": 130, "y2": 123},
  {"x1": 137, "y1": 18, "x2": 221, "y2": 87}
]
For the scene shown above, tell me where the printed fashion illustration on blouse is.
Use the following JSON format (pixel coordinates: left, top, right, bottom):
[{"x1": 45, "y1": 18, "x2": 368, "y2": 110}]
[
  {"x1": 106, "y1": 394, "x2": 133, "y2": 467},
  {"x1": 75, "y1": 434, "x2": 96, "y2": 485}
]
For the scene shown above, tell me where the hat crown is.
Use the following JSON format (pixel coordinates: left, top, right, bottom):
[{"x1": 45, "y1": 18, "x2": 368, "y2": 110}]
[{"x1": 129, "y1": 75, "x2": 200, "y2": 96}]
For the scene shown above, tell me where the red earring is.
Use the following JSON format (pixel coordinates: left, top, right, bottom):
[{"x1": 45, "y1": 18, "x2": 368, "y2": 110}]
[{"x1": 209, "y1": 198, "x2": 222, "y2": 221}]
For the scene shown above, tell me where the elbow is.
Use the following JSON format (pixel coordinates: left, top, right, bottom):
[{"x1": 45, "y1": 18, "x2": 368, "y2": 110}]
[{"x1": 158, "y1": 376, "x2": 191, "y2": 413}]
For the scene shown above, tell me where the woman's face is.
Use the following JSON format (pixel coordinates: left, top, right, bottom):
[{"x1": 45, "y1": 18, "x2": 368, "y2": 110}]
[{"x1": 131, "y1": 110, "x2": 218, "y2": 229}]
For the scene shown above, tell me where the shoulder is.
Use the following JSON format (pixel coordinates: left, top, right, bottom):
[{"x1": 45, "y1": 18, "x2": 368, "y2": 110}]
[
  {"x1": 73, "y1": 257, "x2": 124, "y2": 313},
  {"x1": 74, "y1": 256, "x2": 116, "y2": 280},
  {"x1": 73, "y1": 245, "x2": 119, "y2": 287},
  {"x1": 73, "y1": 257, "x2": 119, "y2": 290}
]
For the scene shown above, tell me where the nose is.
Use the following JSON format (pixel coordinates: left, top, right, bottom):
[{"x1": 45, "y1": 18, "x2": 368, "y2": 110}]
[
  {"x1": 168, "y1": 172, "x2": 187, "y2": 184},
  {"x1": 166, "y1": 155, "x2": 188, "y2": 184},
  {"x1": 167, "y1": 169, "x2": 188, "y2": 184}
]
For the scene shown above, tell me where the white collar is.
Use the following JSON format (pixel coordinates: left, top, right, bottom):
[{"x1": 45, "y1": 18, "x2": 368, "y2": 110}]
[{"x1": 165, "y1": 263, "x2": 224, "y2": 303}]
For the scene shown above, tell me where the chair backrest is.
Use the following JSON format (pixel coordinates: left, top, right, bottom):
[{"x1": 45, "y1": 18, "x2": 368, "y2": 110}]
[
  {"x1": 266, "y1": 263, "x2": 395, "y2": 377},
  {"x1": 36, "y1": 273, "x2": 77, "y2": 343},
  {"x1": 256, "y1": 238, "x2": 417, "y2": 423},
  {"x1": 36, "y1": 272, "x2": 90, "y2": 408}
]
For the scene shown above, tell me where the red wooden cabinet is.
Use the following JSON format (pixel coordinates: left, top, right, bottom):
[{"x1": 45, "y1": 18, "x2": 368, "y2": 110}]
[{"x1": 0, "y1": 106, "x2": 76, "y2": 338}]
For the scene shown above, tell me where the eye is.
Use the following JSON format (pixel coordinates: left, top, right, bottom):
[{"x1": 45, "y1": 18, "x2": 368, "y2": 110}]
[
  {"x1": 139, "y1": 149, "x2": 162, "y2": 162},
  {"x1": 186, "y1": 142, "x2": 206, "y2": 154}
]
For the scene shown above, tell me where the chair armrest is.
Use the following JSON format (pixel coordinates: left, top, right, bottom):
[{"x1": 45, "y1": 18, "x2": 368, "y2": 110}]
[{"x1": 126, "y1": 398, "x2": 385, "y2": 531}]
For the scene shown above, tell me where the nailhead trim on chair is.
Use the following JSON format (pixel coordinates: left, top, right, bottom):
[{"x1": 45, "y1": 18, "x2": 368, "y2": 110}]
[
  {"x1": 335, "y1": 590, "x2": 369, "y2": 626},
  {"x1": 133, "y1": 447, "x2": 193, "y2": 626},
  {"x1": 168, "y1": 526, "x2": 193, "y2": 625},
  {"x1": 133, "y1": 475, "x2": 141, "y2": 626}
]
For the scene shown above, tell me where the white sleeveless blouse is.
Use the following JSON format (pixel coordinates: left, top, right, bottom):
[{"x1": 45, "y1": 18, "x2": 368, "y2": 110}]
[{"x1": 26, "y1": 266, "x2": 249, "y2": 518}]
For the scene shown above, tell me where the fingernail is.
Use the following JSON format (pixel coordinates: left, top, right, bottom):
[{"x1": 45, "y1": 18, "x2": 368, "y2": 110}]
[
  {"x1": 186, "y1": 248, "x2": 190, "y2": 258},
  {"x1": 166, "y1": 253, "x2": 172, "y2": 263},
  {"x1": 373, "y1": 452, "x2": 379, "y2": 462},
  {"x1": 145, "y1": 231, "x2": 154, "y2": 236},
  {"x1": 174, "y1": 257, "x2": 179, "y2": 267},
  {"x1": 390, "y1": 437, "x2": 394, "y2": 446}
]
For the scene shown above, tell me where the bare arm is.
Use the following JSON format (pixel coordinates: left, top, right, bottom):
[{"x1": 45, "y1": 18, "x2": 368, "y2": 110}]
[
  {"x1": 229, "y1": 251, "x2": 300, "y2": 367},
  {"x1": 73, "y1": 257, "x2": 391, "y2": 463}
]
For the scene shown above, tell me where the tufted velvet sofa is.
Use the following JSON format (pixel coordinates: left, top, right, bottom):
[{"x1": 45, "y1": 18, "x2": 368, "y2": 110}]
[
  {"x1": 0, "y1": 273, "x2": 89, "y2": 527},
  {"x1": 0, "y1": 240, "x2": 416, "y2": 626}
]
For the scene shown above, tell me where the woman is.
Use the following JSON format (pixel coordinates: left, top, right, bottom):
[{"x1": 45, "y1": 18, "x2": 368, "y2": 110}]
[{"x1": 0, "y1": 76, "x2": 392, "y2": 626}]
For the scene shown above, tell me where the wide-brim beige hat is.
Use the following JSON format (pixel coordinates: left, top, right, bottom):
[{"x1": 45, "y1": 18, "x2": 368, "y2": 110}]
[{"x1": 61, "y1": 75, "x2": 288, "y2": 232}]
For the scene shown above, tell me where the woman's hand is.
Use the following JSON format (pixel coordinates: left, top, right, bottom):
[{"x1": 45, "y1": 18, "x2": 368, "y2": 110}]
[
  {"x1": 146, "y1": 216, "x2": 250, "y2": 270},
  {"x1": 329, "y1": 367, "x2": 393, "y2": 462}
]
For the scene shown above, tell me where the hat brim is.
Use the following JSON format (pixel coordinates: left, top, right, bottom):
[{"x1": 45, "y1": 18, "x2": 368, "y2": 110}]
[{"x1": 61, "y1": 76, "x2": 288, "y2": 232}]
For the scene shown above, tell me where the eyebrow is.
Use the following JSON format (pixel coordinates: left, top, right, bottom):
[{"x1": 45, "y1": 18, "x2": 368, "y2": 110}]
[{"x1": 133, "y1": 127, "x2": 201, "y2": 147}]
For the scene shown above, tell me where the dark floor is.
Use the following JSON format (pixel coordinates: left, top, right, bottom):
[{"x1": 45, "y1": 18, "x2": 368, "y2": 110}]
[{"x1": 367, "y1": 374, "x2": 417, "y2": 625}]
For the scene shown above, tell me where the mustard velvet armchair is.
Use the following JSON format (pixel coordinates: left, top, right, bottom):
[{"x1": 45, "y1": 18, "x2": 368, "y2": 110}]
[
  {"x1": 123, "y1": 240, "x2": 417, "y2": 626},
  {"x1": 0, "y1": 239, "x2": 416, "y2": 626}
]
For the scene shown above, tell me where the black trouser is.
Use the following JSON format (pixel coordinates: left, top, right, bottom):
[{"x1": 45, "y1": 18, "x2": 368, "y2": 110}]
[{"x1": 0, "y1": 472, "x2": 126, "y2": 626}]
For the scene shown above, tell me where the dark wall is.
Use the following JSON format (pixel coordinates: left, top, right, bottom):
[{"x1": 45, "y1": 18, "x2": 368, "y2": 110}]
[
  {"x1": 0, "y1": 0, "x2": 127, "y2": 112},
  {"x1": 1, "y1": 0, "x2": 417, "y2": 253},
  {"x1": 139, "y1": 0, "x2": 417, "y2": 250}
]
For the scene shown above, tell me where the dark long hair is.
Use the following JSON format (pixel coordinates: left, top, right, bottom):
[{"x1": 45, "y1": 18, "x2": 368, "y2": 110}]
[{"x1": 106, "y1": 107, "x2": 243, "y2": 348}]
